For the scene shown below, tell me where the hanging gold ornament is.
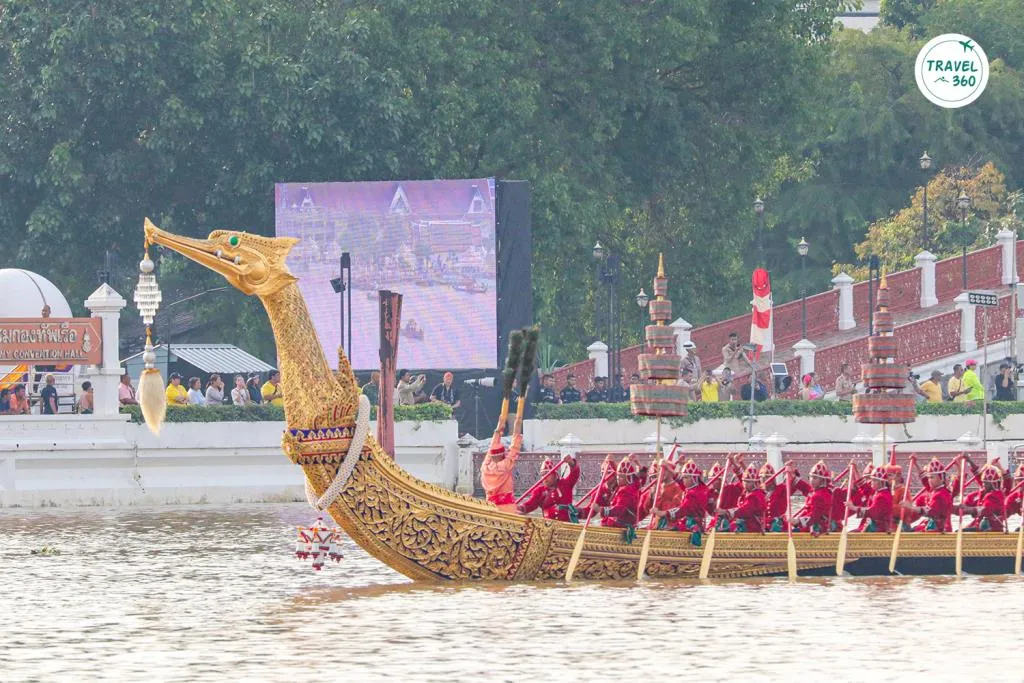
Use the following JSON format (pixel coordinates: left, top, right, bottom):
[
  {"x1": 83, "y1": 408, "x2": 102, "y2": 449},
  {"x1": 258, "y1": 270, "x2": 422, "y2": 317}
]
[{"x1": 133, "y1": 239, "x2": 166, "y2": 434}]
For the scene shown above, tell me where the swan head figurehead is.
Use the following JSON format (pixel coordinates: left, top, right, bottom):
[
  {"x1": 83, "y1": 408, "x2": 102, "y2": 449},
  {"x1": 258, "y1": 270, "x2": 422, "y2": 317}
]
[{"x1": 144, "y1": 218, "x2": 298, "y2": 297}]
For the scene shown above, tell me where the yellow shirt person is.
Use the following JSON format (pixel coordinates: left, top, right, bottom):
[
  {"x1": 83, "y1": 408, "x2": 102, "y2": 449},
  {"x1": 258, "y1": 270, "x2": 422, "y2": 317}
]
[
  {"x1": 919, "y1": 372, "x2": 944, "y2": 403},
  {"x1": 700, "y1": 374, "x2": 719, "y2": 402},
  {"x1": 261, "y1": 371, "x2": 284, "y2": 407},
  {"x1": 165, "y1": 374, "x2": 189, "y2": 405}
]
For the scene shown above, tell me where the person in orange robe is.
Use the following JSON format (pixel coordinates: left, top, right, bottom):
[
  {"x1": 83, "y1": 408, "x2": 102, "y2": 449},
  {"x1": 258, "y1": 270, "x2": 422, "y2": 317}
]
[
  {"x1": 718, "y1": 463, "x2": 767, "y2": 533},
  {"x1": 848, "y1": 465, "x2": 893, "y2": 532},
  {"x1": 958, "y1": 464, "x2": 1006, "y2": 531},
  {"x1": 901, "y1": 457, "x2": 953, "y2": 532},
  {"x1": 480, "y1": 431, "x2": 520, "y2": 512},
  {"x1": 791, "y1": 461, "x2": 832, "y2": 536},
  {"x1": 639, "y1": 459, "x2": 682, "y2": 521}
]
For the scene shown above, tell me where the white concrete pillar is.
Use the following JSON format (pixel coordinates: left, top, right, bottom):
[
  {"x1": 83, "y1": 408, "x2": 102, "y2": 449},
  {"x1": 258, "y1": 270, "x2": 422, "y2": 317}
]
[
  {"x1": 998, "y1": 229, "x2": 1018, "y2": 285},
  {"x1": 643, "y1": 431, "x2": 669, "y2": 454},
  {"x1": 870, "y1": 430, "x2": 897, "y2": 467},
  {"x1": 84, "y1": 284, "x2": 127, "y2": 418},
  {"x1": 763, "y1": 433, "x2": 788, "y2": 470},
  {"x1": 455, "y1": 434, "x2": 478, "y2": 495},
  {"x1": 558, "y1": 432, "x2": 582, "y2": 457},
  {"x1": 831, "y1": 273, "x2": 855, "y2": 330},
  {"x1": 987, "y1": 441, "x2": 1009, "y2": 470},
  {"x1": 587, "y1": 341, "x2": 609, "y2": 378},
  {"x1": 671, "y1": 318, "x2": 692, "y2": 356},
  {"x1": 915, "y1": 251, "x2": 938, "y2": 308},
  {"x1": 954, "y1": 292, "x2": 978, "y2": 352},
  {"x1": 792, "y1": 339, "x2": 817, "y2": 375}
]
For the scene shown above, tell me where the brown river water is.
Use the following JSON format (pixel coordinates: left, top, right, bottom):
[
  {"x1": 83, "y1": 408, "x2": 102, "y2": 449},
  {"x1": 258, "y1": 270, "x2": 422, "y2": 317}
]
[{"x1": 2, "y1": 503, "x2": 1023, "y2": 682}]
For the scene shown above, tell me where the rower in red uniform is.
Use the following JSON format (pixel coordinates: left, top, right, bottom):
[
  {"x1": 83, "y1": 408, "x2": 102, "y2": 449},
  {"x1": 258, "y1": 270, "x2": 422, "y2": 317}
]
[
  {"x1": 851, "y1": 464, "x2": 873, "y2": 510},
  {"x1": 718, "y1": 464, "x2": 767, "y2": 533},
  {"x1": 516, "y1": 455, "x2": 581, "y2": 522},
  {"x1": 594, "y1": 456, "x2": 619, "y2": 508},
  {"x1": 706, "y1": 462, "x2": 742, "y2": 517},
  {"x1": 950, "y1": 456, "x2": 984, "y2": 508},
  {"x1": 583, "y1": 458, "x2": 640, "y2": 528},
  {"x1": 901, "y1": 457, "x2": 953, "y2": 532},
  {"x1": 1006, "y1": 464, "x2": 1024, "y2": 518},
  {"x1": 829, "y1": 466, "x2": 856, "y2": 533},
  {"x1": 887, "y1": 463, "x2": 908, "y2": 531},
  {"x1": 848, "y1": 464, "x2": 893, "y2": 532},
  {"x1": 903, "y1": 459, "x2": 934, "y2": 530},
  {"x1": 791, "y1": 461, "x2": 832, "y2": 536},
  {"x1": 958, "y1": 464, "x2": 1006, "y2": 531},
  {"x1": 762, "y1": 463, "x2": 786, "y2": 531},
  {"x1": 656, "y1": 460, "x2": 710, "y2": 535}
]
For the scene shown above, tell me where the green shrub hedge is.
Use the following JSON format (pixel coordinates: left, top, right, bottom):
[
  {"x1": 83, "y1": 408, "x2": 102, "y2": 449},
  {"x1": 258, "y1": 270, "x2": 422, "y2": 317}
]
[
  {"x1": 120, "y1": 401, "x2": 452, "y2": 423},
  {"x1": 534, "y1": 400, "x2": 1024, "y2": 426}
]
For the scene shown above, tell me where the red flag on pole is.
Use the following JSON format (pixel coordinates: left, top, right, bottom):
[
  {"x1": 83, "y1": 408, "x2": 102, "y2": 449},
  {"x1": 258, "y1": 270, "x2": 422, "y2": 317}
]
[{"x1": 750, "y1": 268, "x2": 773, "y2": 359}]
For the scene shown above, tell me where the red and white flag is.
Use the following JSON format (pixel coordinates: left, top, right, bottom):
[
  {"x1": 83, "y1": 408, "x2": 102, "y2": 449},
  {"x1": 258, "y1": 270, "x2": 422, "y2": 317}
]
[{"x1": 750, "y1": 268, "x2": 773, "y2": 358}]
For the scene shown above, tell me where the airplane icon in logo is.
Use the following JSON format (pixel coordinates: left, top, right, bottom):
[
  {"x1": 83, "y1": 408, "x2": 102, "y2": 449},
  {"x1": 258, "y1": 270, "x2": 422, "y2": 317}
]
[{"x1": 959, "y1": 40, "x2": 974, "y2": 52}]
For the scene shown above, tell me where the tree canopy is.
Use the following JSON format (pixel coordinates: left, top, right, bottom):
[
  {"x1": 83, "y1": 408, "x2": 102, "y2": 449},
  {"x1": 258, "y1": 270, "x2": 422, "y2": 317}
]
[{"x1": 1, "y1": 0, "x2": 1023, "y2": 366}]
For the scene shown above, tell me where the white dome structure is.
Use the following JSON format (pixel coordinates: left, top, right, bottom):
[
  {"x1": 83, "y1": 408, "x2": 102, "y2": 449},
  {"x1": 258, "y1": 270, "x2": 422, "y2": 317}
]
[{"x1": 0, "y1": 269, "x2": 73, "y2": 318}]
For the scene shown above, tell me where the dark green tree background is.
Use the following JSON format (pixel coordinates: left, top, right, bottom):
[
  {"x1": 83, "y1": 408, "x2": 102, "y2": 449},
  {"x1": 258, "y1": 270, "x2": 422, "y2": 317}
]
[{"x1": 1, "y1": 0, "x2": 1021, "y2": 365}]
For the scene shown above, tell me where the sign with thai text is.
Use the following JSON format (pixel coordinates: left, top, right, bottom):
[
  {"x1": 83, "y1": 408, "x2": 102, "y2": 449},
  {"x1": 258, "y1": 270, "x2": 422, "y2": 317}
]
[{"x1": 0, "y1": 318, "x2": 102, "y2": 364}]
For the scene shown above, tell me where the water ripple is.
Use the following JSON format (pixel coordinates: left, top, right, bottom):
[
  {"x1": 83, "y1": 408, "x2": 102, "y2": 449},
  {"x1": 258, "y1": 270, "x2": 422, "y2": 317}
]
[{"x1": 1, "y1": 504, "x2": 1023, "y2": 681}]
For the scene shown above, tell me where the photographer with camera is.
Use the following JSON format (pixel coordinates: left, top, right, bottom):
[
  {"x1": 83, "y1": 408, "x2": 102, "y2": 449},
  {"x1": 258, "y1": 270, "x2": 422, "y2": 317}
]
[
  {"x1": 995, "y1": 362, "x2": 1017, "y2": 401},
  {"x1": 919, "y1": 370, "x2": 944, "y2": 403},
  {"x1": 903, "y1": 370, "x2": 927, "y2": 403}
]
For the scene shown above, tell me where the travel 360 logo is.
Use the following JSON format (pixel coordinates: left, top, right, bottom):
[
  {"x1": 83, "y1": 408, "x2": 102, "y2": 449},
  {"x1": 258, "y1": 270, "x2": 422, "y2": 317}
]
[{"x1": 915, "y1": 33, "x2": 989, "y2": 109}]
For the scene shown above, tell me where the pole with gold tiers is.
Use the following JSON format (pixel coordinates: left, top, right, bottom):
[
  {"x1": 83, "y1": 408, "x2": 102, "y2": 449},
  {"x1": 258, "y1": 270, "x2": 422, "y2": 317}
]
[
  {"x1": 851, "y1": 275, "x2": 918, "y2": 574},
  {"x1": 632, "y1": 254, "x2": 688, "y2": 578},
  {"x1": 852, "y1": 275, "x2": 917, "y2": 425}
]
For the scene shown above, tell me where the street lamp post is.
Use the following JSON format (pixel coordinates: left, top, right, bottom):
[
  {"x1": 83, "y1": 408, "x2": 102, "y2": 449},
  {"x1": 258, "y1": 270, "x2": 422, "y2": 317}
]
[
  {"x1": 797, "y1": 237, "x2": 809, "y2": 340},
  {"x1": 958, "y1": 192, "x2": 972, "y2": 290},
  {"x1": 754, "y1": 197, "x2": 765, "y2": 264},
  {"x1": 330, "y1": 252, "x2": 352, "y2": 353},
  {"x1": 920, "y1": 151, "x2": 932, "y2": 249},
  {"x1": 635, "y1": 288, "x2": 649, "y2": 346},
  {"x1": 592, "y1": 241, "x2": 621, "y2": 385}
]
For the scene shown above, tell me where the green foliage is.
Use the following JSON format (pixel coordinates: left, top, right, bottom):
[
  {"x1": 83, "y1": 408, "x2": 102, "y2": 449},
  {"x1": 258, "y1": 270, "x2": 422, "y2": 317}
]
[
  {"x1": 834, "y1": 163, "x2": 1020, "y2": 278},
  {"x1": 7, "y1": 0, "x2": 1024, "y2": 368},
  {"x1": 879, "y1": 0, "x2": 936, "y2": 36},
  {"x1": 120, "y1": 401, "x2": 452, "y2": 423},
  {"x1": 0, "y1": 0, "x2": 848, "y2": 365},
  {"x1": 535, "y1": 400, "x2": 1024, "y2": 425},
  {"x1": 535, "y1": 400, "x2": 855, "y2": 425}
]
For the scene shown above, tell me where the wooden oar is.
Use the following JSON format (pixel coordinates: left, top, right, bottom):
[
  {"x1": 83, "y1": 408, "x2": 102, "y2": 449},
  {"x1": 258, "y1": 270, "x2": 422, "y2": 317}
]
[
  {"x1": 888, "y1": 454, "x2": 917, "y2": 574},
  {"x1": 565, "y1": 471, "x2": 613, "y2": 581},
  {"x1": 835, "y1": 460, "x2": 857, "y2": 576},
  {"x1": 785, "y1": 466, "x2": 797, "y2": 581},
  {"x1": 698, "y1": 454, "x2": 735, "y2": 580},
  {"x1": 636, "y1": 457, "x2": 667, "y2": 580},
  {"x1": 955, "y1": 456, "x2": 967, "y2": 577}
]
